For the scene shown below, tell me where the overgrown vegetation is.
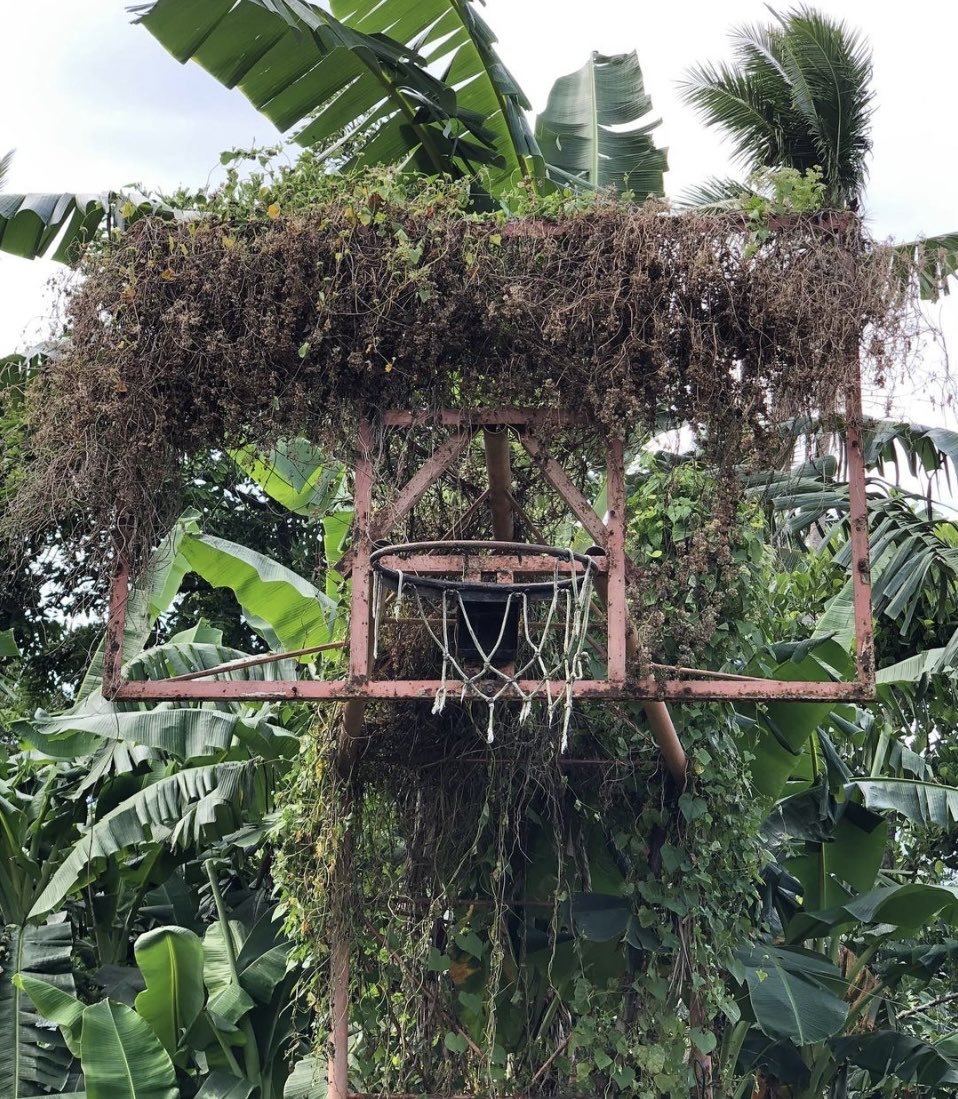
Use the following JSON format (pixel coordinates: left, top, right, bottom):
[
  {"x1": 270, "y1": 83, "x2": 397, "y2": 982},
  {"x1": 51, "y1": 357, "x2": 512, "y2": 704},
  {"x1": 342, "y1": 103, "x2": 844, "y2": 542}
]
[
  {"x1": 6, "y1": 169, "x2": 909, "y2": 583},
  {"x1": 276, "y1": 489, "x2": 773, "y2": 1097},
  {"x1": 3, "y1": 2, "x2": 958, "y2": 1098}
]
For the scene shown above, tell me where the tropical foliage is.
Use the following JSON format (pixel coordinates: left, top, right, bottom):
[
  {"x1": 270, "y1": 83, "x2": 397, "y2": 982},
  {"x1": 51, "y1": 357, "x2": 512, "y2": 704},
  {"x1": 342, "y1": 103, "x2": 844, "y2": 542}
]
[
  {"x1": 679, "y1": 4, "x2": 958, "y2": 300},
  {"x1": 2, "y1": 3, "x2": 958, "y2": 1099}
]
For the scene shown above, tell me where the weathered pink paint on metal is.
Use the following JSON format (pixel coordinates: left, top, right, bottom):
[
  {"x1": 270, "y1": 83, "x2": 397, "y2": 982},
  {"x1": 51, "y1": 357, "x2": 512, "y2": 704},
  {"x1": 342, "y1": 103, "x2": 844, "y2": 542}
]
[
  {"x1": 336, "y1": 427, "x2": 474, "y2": 579},
  {"x1": 605, "y1": 436, "x2": 628, "y2": 683},
  {"x1": 109, "y1": 676, "x2": 876, "y2": 703},
  {"x1": 348, "y1": 421, "x2": 375, "y2": 681},
  {"x1": 382, "y1": 408, "x2": 584, "y2": 427},
  {"x1": 328, "y1": 933, "x2": 350, "y2": 1099},
  {"x1": 102, "y1": 402, "x2": 877, "y2": 705},
  {"x1": 102, "y1": 556, "x2": 130, "y2": 697},
  {"x1": 845, "y1": 375, "x2": 876, "y2": 688},
  {"x1": 369, "y1": 428, "x2": 473, "y2": 545},
  {"x1": 520, "y1": 431, "x2": 610, "y2": 550},
  {"x1": 375, "y1": 553, "x2": 603, "y2": 574}
]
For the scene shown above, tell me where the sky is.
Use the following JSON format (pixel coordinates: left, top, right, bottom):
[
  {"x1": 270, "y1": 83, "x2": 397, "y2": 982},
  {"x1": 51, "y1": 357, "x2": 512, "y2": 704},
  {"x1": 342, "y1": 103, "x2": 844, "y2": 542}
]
[{"x1": 1, "y1": 0, "x2": 956, "y2": 423}]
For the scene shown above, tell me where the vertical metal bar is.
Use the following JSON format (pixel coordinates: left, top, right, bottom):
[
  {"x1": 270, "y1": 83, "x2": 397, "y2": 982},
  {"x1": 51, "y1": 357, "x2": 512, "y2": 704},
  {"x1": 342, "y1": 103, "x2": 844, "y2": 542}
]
[
  {"x1": 483, "y1": 427, "x2": 515, "y2": 541},
  {"x1": 328, "y1": 920, "x2": 350, "y2": 1099},
  {"x1": 349, "y1": 420, "x2": 375, "y2": 682},
  {"x1": 605, "y1": 437, "x2": 627, "y2": 682},
  {"x1": 845, "y1": 373, "x2": 875, "y2": 689},
  {"x1": 103, "y1": 551, "x2": 130, "y2": 698}
]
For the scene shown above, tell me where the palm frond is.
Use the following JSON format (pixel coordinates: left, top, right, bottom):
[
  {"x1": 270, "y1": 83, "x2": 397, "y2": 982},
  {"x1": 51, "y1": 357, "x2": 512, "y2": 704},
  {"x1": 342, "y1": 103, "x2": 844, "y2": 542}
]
[
  {"x1": 891, "y1": 233, "x2": 958, "y2": 302},
  {"x1": 681, "y1": 5, "x2": 873, "y2": 207},
  {"x1": 775, "y1": 6, "x2": 873, "y2": 206},
  {"x1": 676, "y1": 175, "x2": 761, "y2": 211}
]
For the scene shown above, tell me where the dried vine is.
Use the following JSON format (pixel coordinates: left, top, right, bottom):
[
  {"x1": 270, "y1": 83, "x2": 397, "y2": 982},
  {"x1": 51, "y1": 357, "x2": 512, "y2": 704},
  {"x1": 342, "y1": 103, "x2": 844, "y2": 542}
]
[{"x1": 4, "y1": 173, "x2": 908, "y2": 571}]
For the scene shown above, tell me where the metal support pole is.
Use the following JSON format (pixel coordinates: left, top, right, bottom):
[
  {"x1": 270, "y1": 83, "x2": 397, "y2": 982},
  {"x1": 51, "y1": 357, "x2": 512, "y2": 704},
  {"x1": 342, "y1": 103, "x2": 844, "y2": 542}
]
[
  {"x1": 605, "y1": 437, "x2": 628, "y2": 683},
  {"x1": 103, "y1": 555, "x2": 129, "y2": 698},
  {"x1": 594, "y1": 441, "x2": 687, "y2": 787},
  {"x1": 845, "y1": 371, "x2": 875, "y2": 689},
  {"x1": 328, "y1": 918, "x2": 351, "y2": 1099},
  {"x1": 483, "y1": 427, "x2": 515, "y2": 541}
]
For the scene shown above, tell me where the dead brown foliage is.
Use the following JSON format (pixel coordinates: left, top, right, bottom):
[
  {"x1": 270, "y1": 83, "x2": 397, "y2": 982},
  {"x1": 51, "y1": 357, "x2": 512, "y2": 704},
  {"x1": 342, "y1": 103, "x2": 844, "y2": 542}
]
[{"x1": 6, "y1": 197, "x2": 906, "y2": 567}]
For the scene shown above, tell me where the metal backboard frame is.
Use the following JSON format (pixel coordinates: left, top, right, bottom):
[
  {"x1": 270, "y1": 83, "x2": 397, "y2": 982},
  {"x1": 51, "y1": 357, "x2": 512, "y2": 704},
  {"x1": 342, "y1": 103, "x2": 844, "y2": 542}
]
[{"x1": 102, "y1": 398, "x2": 875, "y2": 706}]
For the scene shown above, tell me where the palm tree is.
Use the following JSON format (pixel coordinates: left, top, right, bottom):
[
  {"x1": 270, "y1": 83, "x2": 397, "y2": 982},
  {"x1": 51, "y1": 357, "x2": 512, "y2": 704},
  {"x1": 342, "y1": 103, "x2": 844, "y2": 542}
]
[
  {"x1": 680, "y1": 4, "x2": 958, "y2": 297},
  {"x1": 0, "y1": 150, "x2": 11, "y2": 189},
  {"x1": 681, "y1": 5, "x2": 873, "y2": 209}
]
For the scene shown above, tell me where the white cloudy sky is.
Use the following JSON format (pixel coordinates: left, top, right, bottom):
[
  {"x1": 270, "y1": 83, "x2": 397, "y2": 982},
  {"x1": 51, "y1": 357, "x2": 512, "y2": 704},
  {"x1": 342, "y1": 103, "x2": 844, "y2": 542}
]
[{"x1": 2, "y1": 0, "x2": 956, "y2": 422}]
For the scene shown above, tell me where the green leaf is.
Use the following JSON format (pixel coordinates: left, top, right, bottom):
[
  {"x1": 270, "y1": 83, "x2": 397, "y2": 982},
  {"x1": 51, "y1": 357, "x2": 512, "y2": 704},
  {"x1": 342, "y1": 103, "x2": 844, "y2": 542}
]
[
  {"x1": 788, "y1": 882, "x2": 958, "y2": 941},
  {"x1": 454, "y1": 930, "x2": 484, "y2": 958},
  {"x1": 734, "y1": 943, "x2": 848, "y2": 1044},
  {"x1": 832, "y1": 1030, "x2": 958, "y2": 1087},
  {"x1": 230, "y1": 441, "x2": 344, "y2": 518},
  {"x1": 135, "y1": 0, "x2": 529, "y2": 191},
  {"x1": 783, "y1": 800, "x2": 887, "y2": 910},
  {"x1": 13, "y1": 975, "x2": 83, "y2": 1057},
  {"x1": 850, "y1": 778, "x2": 958, "y2": 827},
  {"x1": 181, "y1": 534, "x2": 335, "y2": 652},
  {"x1": 444, "y1": 1030, "x2": 469, "y2": 1054},
  {"x1": 283, "y1": 1055, "x2": 326, "y2": 1099},
  {"x1": 127, "y1": 640, "x2": 298, "y2": 685},
  {"x1": 197, "y1": 1072, "x2": 255, "y2": 1099},
  {"x1": 691, "y1": 1028, "x2": 717, "y2": 1055},
  {"x1": 19, "y1": 704, "x2": 285, "y2": 763},
  {"x1": 76, "y1": 513, "x2": 195, "y2": 704},
  {"x1": 134, "y1": 926, "x2": 205, "y2": 1057},
  {"x1": 744, "y1": 641, "x2": 852, "y2": 798},
  {"x1": 79, "y1": 1000, "x2": 178, "y2": 1099},
  {"x1": 203, "y1": 906, "x2": 290, "y2": 1017},
  {"x1": 29, "y1": 761, "x2": 273, "y2": 918},
  {"x1": 567, "y1": 893, "x2": 631, "y2": 942},
  {"x1": 535, "y1": 51, "x2": 667, "y2": 196},
  {"x1": 0, "y1": 922, "x2": 77, "y2": 1095},
  {"x1": 891, "y1": 233, "x2": 958, "y2": 302},
  {"x1": 204, "y1": 922, "x2": 255, "y2": 1025},
  {"x1": 0, "y1": 192, "x2": 107, "y2": 263}
]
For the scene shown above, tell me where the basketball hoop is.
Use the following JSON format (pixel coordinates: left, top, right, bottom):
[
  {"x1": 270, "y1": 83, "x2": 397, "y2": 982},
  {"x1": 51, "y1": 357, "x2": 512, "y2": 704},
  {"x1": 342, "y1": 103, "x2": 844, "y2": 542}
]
[{"x1": 370, "y1": 540, "x2": 598, "y2": 748}]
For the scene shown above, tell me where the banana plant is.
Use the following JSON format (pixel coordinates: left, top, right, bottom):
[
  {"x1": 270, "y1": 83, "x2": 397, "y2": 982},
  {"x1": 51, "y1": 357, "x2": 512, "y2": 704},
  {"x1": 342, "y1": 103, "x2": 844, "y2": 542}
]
[
  {"x1": 19, "y1": 866, "x2": 302, "y2": 1099},
  {"x1": 133, "y1": 0, "x2": 665, "y2": 202},
  {"x1": 534, "y1": 51, "x2": 667, "y2": 195},
  {"x1": 131, "y1": 0, "x2": 524, "y2": 185}
]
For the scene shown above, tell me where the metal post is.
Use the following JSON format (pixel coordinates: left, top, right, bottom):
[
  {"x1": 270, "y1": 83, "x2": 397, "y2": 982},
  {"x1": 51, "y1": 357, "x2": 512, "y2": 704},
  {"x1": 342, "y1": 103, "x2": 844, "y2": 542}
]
[
  {"x1": 845, "y1": 372, "x2": 875, "y2": 688},
  {"x1": 328, "y1": 793, "x2": 354, "y2": 1099},
  {"x1": 103, "y1": 549, "x2": 130, "y2": 698},
  {"x1": 349, "y1": 421, "x2": 375, "y2": 682},
  {"x1": 605, "y1": 437, "x2": 628, "y2": 683},
  {"x1": 483, "y1": 427, "x2": 515, "y2": 541},
  {"x1": 596, "y1": 440, "x2": 687, "y2": 786}
]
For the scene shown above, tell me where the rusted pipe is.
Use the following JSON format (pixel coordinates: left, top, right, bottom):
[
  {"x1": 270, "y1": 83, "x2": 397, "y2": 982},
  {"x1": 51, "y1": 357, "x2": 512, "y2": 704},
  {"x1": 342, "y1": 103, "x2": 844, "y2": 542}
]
[
  {"x1": 592, "y1": 558, "x2": 687, "y2": 789},
  {"x1": 845, "y1": 367, "x2": 876, "y2": 691},
  {"x1": 483, "y1": 427, "x2": 515, "y2": 541},
  {"x1": 328, "y1": 928, "x2": 350, "y2": 1099},
  {"x1": 167, "y1": 640, "x2": 345, "y2": 681}
]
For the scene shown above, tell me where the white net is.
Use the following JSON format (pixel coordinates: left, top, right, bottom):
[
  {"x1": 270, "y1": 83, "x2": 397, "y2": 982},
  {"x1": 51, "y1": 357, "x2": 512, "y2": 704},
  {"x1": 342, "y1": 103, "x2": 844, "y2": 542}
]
[{"x1": 372, "y1": 548, "x2": 596, "y2": 751}]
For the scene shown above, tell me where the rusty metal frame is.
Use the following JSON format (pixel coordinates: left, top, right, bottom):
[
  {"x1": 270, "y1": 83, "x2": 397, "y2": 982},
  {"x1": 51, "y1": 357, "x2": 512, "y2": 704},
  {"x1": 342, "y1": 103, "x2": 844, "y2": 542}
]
[{"x1": 102, "y1": 399, "x2": 875, "y2": 705}]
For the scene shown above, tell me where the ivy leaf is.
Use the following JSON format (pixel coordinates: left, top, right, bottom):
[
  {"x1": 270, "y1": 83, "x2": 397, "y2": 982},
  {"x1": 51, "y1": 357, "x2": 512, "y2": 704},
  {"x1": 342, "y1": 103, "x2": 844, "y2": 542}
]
[
  {"x1": 444, "y1": 1031, "x2": 469, "y2": 1054},
  {"x1": 691, "y1": 1028, "x2": 717, "y2": 1054},
  {"x1": 455, "y1": 930, "x2": 484, "y2": 958}
]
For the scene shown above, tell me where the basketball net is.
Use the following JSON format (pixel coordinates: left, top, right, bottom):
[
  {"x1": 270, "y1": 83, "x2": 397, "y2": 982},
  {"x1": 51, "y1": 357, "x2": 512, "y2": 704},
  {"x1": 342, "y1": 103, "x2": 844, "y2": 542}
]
[{"x1": 371, "y1": 551, "x2": 596, "y2": 751}]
